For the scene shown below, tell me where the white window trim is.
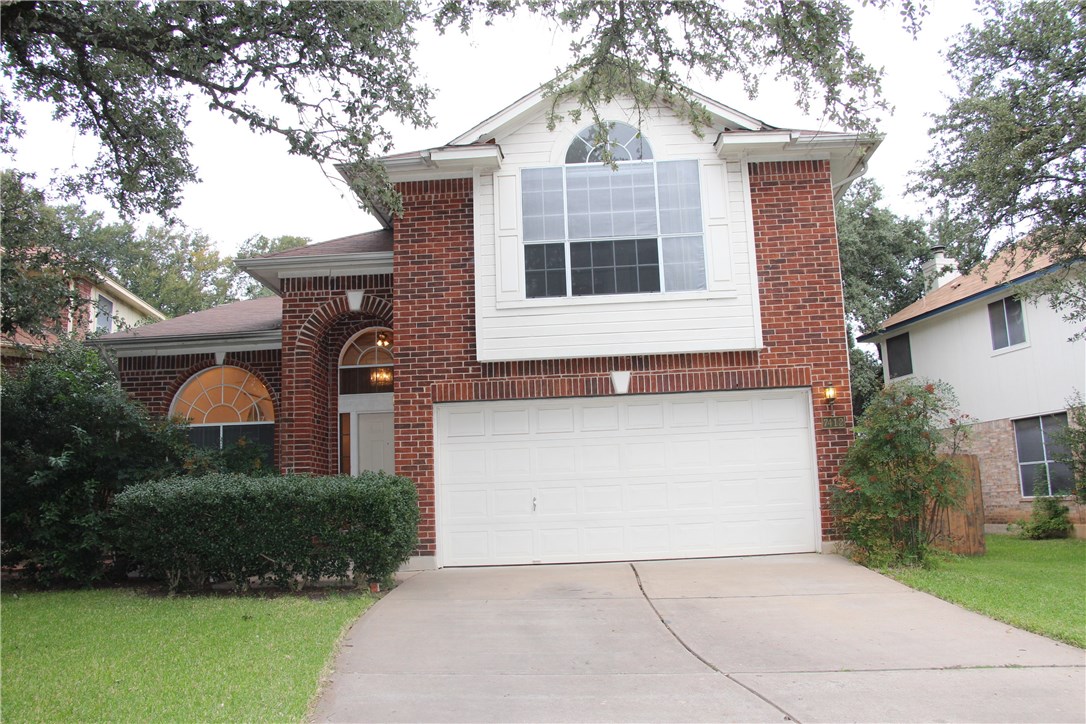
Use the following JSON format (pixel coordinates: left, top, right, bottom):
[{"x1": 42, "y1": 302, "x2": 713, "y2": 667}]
[
  {"x1": 514, "y1": 158, "x2": 723, "y2": 307},
  {"x1": 496, "y1": 287, "x2": 739, "y2": 310},
  {"x1": 1014, "y1": 411, "x2": 1071, "y2": 499},
  {"x1": 988, "y1": 296, "x2": 1030, "y2": 357}
]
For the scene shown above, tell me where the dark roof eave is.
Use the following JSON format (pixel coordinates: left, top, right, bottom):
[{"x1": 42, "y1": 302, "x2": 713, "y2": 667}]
[{"x1": 857, "y1": 265, "x2": 1060, "y2": 343}]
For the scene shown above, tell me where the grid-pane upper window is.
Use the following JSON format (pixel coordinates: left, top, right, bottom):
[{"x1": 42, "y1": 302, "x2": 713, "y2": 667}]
[
  {"x1": 886, "y1": 333, "x2": 913, "y2": 378},
  {"x1": 523, "y1": 124, "x2": 706, "y2": 300},
  {"x1": 171, "y1": 365, "x2": 275, "y2": 466},
  {"x1": 95, "y1": 296, "x2": 113, "y2": 333},
  {"x1": 1014, "y1": 413, "x2": 1072, "y2": 496},
  {"x1": 988, "y1": 296, "x2": 1026, "y2": 349},
  {"x1": 172, "y1": 365, "x2": 275, "y2": 424},
  {"x1": 565, "y1": 122, "x2": 652, "y2": 164},
  {"x1": 339, "y1": 328, "x2": 394, "y2": 394}
]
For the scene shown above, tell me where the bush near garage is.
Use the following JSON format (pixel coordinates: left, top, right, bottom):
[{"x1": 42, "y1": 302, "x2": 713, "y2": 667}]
[
  {"x1": 833, "y1": 380, "x2": 970, "y2": 567},
  {"x1": 111, "y1": 472, "x2": 419, "y2": 592}
]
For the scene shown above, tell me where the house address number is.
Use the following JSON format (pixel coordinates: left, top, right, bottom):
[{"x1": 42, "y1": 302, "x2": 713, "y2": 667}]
[{"x1": 822, "y1": 416, "x2": 847, "y2": 429}]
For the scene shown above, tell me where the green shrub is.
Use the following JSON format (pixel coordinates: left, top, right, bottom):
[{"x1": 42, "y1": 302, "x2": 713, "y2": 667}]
[
  {"x1": 833, "y1": 380, "x2": 969, "y2": 567},
  {"x1": 182, "y1": 438, "x2": 277, "y2": 477},
  {"x1": 1011, "y1": 478, "x2": 1074, "y2": 540},
  {"x1": 111, "y1": 472, "x2": 419, "y2": 592},
  {"x1": 0, "y1": 341, "x2": 189, "y2": 585},
  {"x1": 1053, "y1": 394, "x2": 1085, "y2": 503}
]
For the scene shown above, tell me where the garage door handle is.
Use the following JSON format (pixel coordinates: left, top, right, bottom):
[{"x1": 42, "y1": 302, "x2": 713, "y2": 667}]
[{"x1": 532, "y1": 496, "x2": 537, "y2": 512}]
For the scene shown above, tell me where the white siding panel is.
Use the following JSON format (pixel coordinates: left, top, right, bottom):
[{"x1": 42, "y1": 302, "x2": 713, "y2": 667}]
[
  {"x1": 893, "y1": 299, "x2": 1085, "y2": 424},
  {"x1": 473, "y1": 99, "x2": 762, "y2": 361}
]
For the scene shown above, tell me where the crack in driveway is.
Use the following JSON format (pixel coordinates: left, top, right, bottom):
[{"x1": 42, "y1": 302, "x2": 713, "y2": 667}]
[{"x1": 630, "y1": 562, "x2": 801, "y2": 723}]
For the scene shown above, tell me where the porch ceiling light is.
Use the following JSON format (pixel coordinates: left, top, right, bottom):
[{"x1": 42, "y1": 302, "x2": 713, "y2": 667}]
[{"x1": 376, "y1": 331, "x2": 391, "y2": 348}]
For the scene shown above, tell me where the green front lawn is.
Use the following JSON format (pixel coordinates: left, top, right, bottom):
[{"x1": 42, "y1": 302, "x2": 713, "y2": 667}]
[
  {"x1": 1, "y1": 588, "x2": 373, "y2": 722},
  {"x1": 888, "y1": 535, "x2": 1086, "y2": 647}
]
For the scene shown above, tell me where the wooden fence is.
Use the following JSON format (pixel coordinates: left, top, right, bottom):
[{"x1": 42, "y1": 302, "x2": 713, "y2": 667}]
[{"x1": 930, "y1": 454, "x2": 986, "y2": 556}]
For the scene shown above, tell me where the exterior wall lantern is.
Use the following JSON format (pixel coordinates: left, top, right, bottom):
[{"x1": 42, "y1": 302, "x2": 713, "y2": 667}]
[{"x1": 824, "y1": 385, "x2": 838, "y2": 406}]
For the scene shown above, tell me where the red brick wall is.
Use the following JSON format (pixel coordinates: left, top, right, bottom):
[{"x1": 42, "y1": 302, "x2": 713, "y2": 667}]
[
  {"x1": 392, "y1": 162, "x2": 853, "y2": 556},
  {"x1": 748, "y1": 160, "x2": 854, "y2": 537},
  {"x1": 114, "y1": 160, "x2": 853, "y2": 558},
  {"x1": 278, "y1": 275, "x2": 392, "y2": 473}
]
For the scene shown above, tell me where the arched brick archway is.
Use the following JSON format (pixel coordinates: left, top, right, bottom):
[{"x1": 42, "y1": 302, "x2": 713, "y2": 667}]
[{"x1": 279, "y1": 290, "x2": 392, "y2": 473}]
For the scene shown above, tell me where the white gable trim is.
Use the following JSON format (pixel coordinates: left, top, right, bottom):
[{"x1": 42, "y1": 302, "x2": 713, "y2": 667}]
[{"x1": 448, "y1": 83, "x2": 769, "y2": 146}]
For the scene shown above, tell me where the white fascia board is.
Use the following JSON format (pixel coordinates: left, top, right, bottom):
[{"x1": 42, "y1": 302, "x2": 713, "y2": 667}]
[
  {"x1": 235, "y1": 252, "x2": 393, "y2": 294},
  {"x1": 449, "y1": 87, "x2": 549, "y2": 144},
  {"x1": 687, "y1": 88, "x2": 768, "y2": 131},
  {"x1": 96, "y1": 330, "x2": 282, "y2": 358},
  {"x1": 97, "y1": 276, "x2": 167, "y2": 321},
  {"x1": 382, "y1": 146, "x2": 503, "y2": 183},
  {"x1": 713, "y1": 131, "x2": 800, "y2": 155},
  {"x1": 448, "y1": 84, "x2": 769, "y2": 145},
  {"x1": 714, "y1": 131, "x2": 882, "y2": 195}
]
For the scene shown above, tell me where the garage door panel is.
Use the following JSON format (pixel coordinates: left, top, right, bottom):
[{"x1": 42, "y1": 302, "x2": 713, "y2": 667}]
[
  {"x1": 536, "y1": 406, "x2": 574, "y2": 433},
  {"x1": 627, "y1": 402, "x2": 665, "y2": 429},
  {"x1": 583, "y1": 485, "x2": 623, "y2": 513},
  {"x1": 437, "y1": 390, "x2": 818, "y2": 566},
  {"x1": 671, "y1": 400, "x2": 711, "y2": 427},
  {"x1": 492, "y1": 448, "x2": 531, "y2": 477},
  {"x1": 715, "y1": 398, "x2": 755, "y2": 425},
  {"x1": 492, "y1": 408, "x2": 530, "y2": 434},
  {"x1": 582, "y1": 404, "x2": 620, "y2": 431},
  {"x1": 446, "y1": 409, "x2": 485, "y2": 437},
  {"x1": 759, "y1": 394, "x2": 806, "y2": 424}
]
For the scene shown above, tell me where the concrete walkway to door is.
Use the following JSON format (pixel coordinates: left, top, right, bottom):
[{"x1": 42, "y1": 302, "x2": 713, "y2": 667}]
[{"x1": 310, "y1": 554, "x2": 1085, "y2": 723}]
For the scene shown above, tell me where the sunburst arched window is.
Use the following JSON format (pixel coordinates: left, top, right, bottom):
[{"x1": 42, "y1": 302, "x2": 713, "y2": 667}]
[
  {"x1": 339, "y1": 328, "x2": 394, "y2": 394},
  {"x1": 171, "y1": 366, "x2": 275, "y2": 463},
  {"x1": 522, "y1": 121, "x2": 705, "y2": 300},
  {"x1": 565, "y1": 122, "x2": 653, "y2": 164}
]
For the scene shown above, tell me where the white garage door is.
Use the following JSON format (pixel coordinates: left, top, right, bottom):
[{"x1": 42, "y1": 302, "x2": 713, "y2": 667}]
[{"x1": 435, "y1": 389, "x2": 819, "y2": 567}]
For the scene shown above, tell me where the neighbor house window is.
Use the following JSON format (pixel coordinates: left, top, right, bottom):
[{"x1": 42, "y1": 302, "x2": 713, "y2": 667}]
[
  {"x1": 522, "y1": 122, "x2": 706, "y2": 299},
  {"x1": 170, "y1": 365, "x2": 275, "y2": 465},
  {"x1": 1014, "y1": 413, "x2": 1072, "y2": 497},
  {"x1": 886, "y1": 333, "x2": 913, "y2": 378},
  {"x1": 988, "y1": 296, "x2": 1026, "y2": 349},
  {"x1": 95, "y1": 295, "x2": 114, "y2": 333}
]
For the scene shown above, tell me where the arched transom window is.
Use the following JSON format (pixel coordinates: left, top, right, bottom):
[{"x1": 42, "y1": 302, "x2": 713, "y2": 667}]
[
  {"x1": 522, "y1": 122, "x2": 705, "y2": 299},
  {"x1": 565, "y1": 121, "x2": 653, "y2": 164},
  {"x1": 171, "y1": 365, "x2": 275, "y2": 462},
  {"x1": 339, "y1": 328, "x2": 394, "y2": 394}
]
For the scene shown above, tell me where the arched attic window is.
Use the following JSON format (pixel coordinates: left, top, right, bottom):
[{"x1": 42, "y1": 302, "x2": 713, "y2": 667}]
[
  {"x1": 171, "y1": 366, "x2": 275, "y2": 464},
  {"x1": 339, "y1": 327, "x2": 394, "y2": 394},
  {"x1": 565, "y1": 122, "x2": 653, "y2": 163},
  {"x1": 522, "y1": 122, "x2": 705, "y2": 299}
]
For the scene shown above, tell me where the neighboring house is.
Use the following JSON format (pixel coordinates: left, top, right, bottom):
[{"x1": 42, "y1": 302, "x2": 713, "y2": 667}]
[
  {"x1": 100, "y1": 85, "x2": 876, "y2": 569},
  {"x1": 858, "y1": 247, "x2": 1085, "y2": 533},
  {"x1": 1, "y1": 274, "x2": 165, "y2": 367}
]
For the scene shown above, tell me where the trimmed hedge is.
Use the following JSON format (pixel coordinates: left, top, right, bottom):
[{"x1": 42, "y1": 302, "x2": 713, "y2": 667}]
[{"x1": 111, "y1": 472, "x2": 419, "y2": 592}]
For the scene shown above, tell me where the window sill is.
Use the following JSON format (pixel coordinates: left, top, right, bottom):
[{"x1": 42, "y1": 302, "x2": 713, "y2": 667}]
[
  {"x1": 991, "y1": 341, "x2": 1030, "y2": 357},
  {"x1": 495, "y1": 287, "x2": 739, "y2": 310}
]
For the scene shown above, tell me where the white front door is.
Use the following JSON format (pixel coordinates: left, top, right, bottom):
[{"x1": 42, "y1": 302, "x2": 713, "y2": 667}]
[
  {"x1": 435, "y1": 389, "x2": 820, "y2": 567},
  {"x1": 357, "y1": 412, "x2": 394, "y2": 474}
]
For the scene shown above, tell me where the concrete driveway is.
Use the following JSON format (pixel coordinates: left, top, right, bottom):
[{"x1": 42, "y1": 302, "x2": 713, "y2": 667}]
[{"x1": 311, "y1": 554, "x2": 1085, "y2": 723}]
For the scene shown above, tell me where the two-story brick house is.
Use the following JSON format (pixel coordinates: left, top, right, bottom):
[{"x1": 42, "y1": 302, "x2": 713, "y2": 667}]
[{"x1": 100, "y1": 86, "x2": 875, "y2": 569}]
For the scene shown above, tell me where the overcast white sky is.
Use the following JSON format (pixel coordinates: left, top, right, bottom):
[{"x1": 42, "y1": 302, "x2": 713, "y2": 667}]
[{"x1": 4, "y1": 3, "x2": 981, "y2": 257}]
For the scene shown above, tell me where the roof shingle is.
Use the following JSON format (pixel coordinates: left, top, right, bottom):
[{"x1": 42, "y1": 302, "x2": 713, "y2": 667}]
[
  {"x1": 872, "y1": 248, "x2": 1058, "y2": 334},
  {"x1": 99, "y1": 296, "x2": 282, "y2": 342}
]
